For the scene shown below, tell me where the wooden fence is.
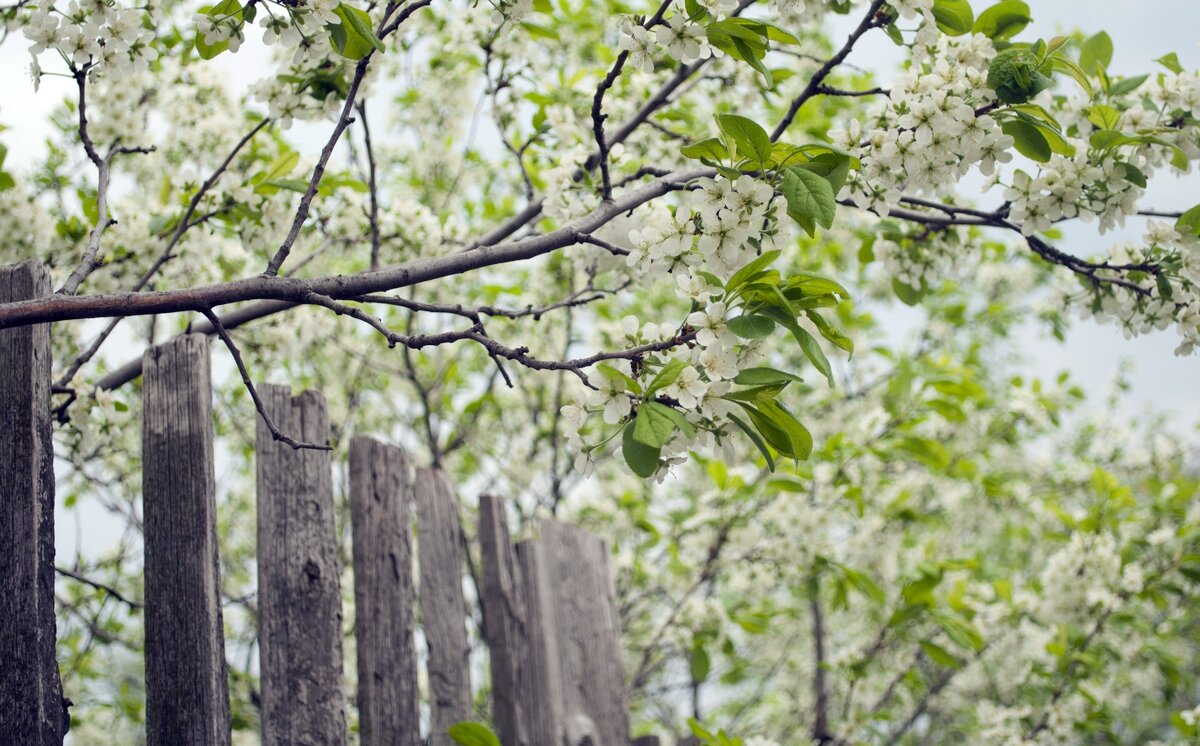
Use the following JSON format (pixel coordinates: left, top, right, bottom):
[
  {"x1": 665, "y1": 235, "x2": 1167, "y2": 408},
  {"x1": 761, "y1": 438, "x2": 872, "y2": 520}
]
[{"x1": 0, "y1": 260, "x2": 668, "y2": 746}]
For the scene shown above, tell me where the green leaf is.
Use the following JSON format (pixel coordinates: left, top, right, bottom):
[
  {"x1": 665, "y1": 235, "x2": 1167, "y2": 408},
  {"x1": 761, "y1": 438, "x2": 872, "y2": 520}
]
[
  {"x1": 448, "y1": 722, "x2": 501, "y2": 746},
  {"x1": 632, "y1": 402, "x2": 678, "y2": 448},
  {"x1": 596, "y1": 363, "x2": 640, "y2": 394},
  {"x1": 1107, "y1": 73, "x2": 1147, "y2": 96},
  {"x1": 797, "y1": 151, "x2": 853, "y2": 195},
  {"x1": 681, "y1": 137, "x2": 729, "y2": 163},
  {"x1": 1089, "y1": 129, "x2": 1138, "y2": 150},
  {"x1": 622, "y1": 424, "x2": 661, "y2": 478},
  {"x1": 920, "y1": 640, "x2": 963, "y2": 669},
  {"x1": 690, "y1": 640, "x2": 711, "y2": 682},
  {"x1": 1047, "y1": 55, "x2": 1094, "y2": 98},
  {"x1": 1001, "y1": 119, "x2": 1051, "y2": 162},
  {"x1": 723, "y1": 383, "x2": 788, "y2": 402},
  {"x1": 892, "y1": 277, "x2": 924, "y2": 305},
  {"x1": 1175, "y1": 204, "x2": 1200, "y2": 238},
  {"x1": 931, "y1": 0, "x2": 974, "y2": 36},
  {"x1": 252, "y1": 150, "x2": 300, "y2": 185},
  {"x1": 195, "y1": 0, "x2": 243, "y2": 59},
  {"x1": 780, "y1": 167, "x2": 836, "y2": 235},
  {"x1": 726, "y1": 249, "x2": 781, "y2": 292},
  {"x1": 644, "y1": 358, "x2": 687, "y2": 398},
  {"x1": 733, "y1": 367, "x2": 803, "y2": 386},
  {"x1": 972, "y1": 0, "x2": 1030, "y2": 40},
  {"x1": 716, "y1": 114, "x2": 772, "y2": 167},
  {"x1": 841, "y1": 565, "x2": 885, "y2": 603},
  {"x1": 1086, "y1": 104, "x2": 1120, "y2": 130},
  {"x1": 806, "y1": 310, "x2": 853, "y2": 354},
  {"x1": 728, "y1": 412, "x2": 775, "y2": 470},
  {"x1": 726, "y1": 314, "x2": 775, "y2": 338},
  {"x1": 1155, "y1": 52, "x2": 1183, "y2": 75},
  {"x1": 1078, "y1": 31, "x2": 1112, "y2": 76},
  {"x1": 757, "y1": 399, "x2": 813, "y2": 460},
  {"x1": 0, "y1": 172, "x2": 14, "y2": 192},
  {"x1": 651, "y1": 402, "x2": 696, "y2": 438},
  {"x1": 330, "y1": 3, "x2": 385, "y2": 60},
  {"x1": 931, "y1": 611, "x2": 985, "y2": 651}
]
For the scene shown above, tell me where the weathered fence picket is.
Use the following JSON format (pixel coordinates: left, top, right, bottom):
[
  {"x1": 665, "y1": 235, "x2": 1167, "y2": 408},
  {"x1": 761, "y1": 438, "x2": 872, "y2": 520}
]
[
  {"x1": 256, "y1": 385, "x2": 347, "y2": 746},
  {"x1": 348, "y1": 437, "x2": 420, "y2": 746},
  {"x1": 513, "y1": 538, "x2": 566, "y2": 745},
  {"x1": 542, "y1": 519, "x2": 632, "y2": 746},
  {"x1": 0, "y1": 261, "x2": 65, "y2": 744},
  {"x1": 142, "y1": 335, "x2": 231, "y2": 745},
  {"x1": 0, "y1": 254, "x2": 668, "y2": 746},
  {"x1": 414, "y1": 467, "x2": 473, "y2": 746},
  {"x1": 478, "y1": 494, "x2": 529, "y2": 746}
]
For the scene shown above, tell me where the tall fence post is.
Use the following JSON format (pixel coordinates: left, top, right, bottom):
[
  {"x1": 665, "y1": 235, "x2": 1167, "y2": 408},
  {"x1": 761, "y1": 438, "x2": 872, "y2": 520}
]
[
  {"x1": 0, "y1": 261, "x2": 65, "y2": 744},
  {"x1": 513, "y1": 539, "x2": 565, "y2": 746},
  {"x1": 540, "y1": 519, "x2": 631, "y2": 746},
  {"x1": 348, "y1": 437, "x2": 419, "y2": 746},
  {"x1": 477, "y1": 494, "x2": 528, "y2": 746},
  {"x1": 256, "y1": 385, "x2": 346, "y2": 746},
  {"x1": 414, "y1": 467, "x2": 472, "y2": 746},
  {"x1": 142, "y1": 335, "x2": 231, "y2": 745}
]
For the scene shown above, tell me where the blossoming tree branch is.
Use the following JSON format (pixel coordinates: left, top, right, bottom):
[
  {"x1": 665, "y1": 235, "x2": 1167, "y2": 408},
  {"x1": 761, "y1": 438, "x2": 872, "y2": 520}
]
[
  {"x1": 3, "y1": 0, "x2": 1200, "y2": 742},
  {"x1": 1, "y1": 0, "x2": 1197, "y2": 473}
]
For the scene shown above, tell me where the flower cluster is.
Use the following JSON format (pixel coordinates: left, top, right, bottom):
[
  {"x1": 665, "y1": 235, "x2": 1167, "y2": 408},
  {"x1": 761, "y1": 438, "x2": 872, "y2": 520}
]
[
  {"x1": 1003, "y1": 154, "x2": 1142, "y2": 236},
  {"x1": 1060, "y1": 221, "x2": 1200, "y2": 355},
  {"x1": 835, "y1": 34, "x2": 1010, "y2": 215},
  {"x1": 24, "y1": 1, "x2": 158, "y2": 83},
  {"x1": 618, "y1": 11, "x2": 712, "y2": 73}
]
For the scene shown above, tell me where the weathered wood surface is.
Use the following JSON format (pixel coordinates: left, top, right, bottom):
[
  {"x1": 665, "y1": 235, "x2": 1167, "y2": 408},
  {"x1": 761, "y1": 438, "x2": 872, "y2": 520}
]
[
  {"x1": 514, "y1": 538, "x2": 565, "y2": 746},
  {"x1": 0, "y1": 261, "x2": 65, "y2": 744},
  {"x1": 478, "y1": 494, "x2": 528, "y2": 746},
  {"x1": 142, "y1": 335, "x2": 231, "y2": 745},
  {"x1": 348, "y1": 437, "x2": 419, "y2": 746},
  {"x1": 414, "y1": 467, "x2": 471, "y2": 746},
  {"x1": 541, "y1": 519, "x2": 631, "y2": 746},
  {"x1": 256, "y1": 385, "x2": 346, "y2": 746}
]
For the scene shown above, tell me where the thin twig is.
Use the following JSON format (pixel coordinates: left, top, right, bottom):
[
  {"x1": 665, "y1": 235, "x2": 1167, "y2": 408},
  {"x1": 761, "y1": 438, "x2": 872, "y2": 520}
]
[{"x1": 200, "y1": 309, "x2": 331, "y2": 450}]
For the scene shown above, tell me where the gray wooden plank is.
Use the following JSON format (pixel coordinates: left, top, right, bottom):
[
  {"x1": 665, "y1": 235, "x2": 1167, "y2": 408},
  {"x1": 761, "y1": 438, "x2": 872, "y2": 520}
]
[
  {"x1": 414, "y1": 467, "x2": 471, "y2": 746},
  {"x1": 540, "y1": 519, "x2": 631, "y2": 746},
  {"x1": 0, "y1": 261, "x2": 65, "y2": 745},
  {"x1": 514, "y1": 539, "x2": 565, "y2": 746},
  {"x1": 477, "y1": 494, "x2": 527, "y2": 746},
  {"x1": 256, "y1": 385, "x2": 346, "y2": 746},
  {"x1": 348, "y1": 437, "x2": 419, "y2": 746},
  {"x1": 142, "y1": 334, "x2": 231, "y2": 745}
]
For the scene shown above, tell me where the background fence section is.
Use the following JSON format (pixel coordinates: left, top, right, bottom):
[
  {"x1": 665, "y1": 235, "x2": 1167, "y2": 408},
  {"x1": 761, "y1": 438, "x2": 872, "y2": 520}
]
[{"x1": 0, "y1": 260, "x2": 675, "y2": 746}]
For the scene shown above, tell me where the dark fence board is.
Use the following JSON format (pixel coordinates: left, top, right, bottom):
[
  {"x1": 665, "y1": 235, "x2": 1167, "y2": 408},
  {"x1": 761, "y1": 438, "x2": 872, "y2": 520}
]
[
  {"x1": 514, "y1": 538, "x2": 566, "y2": 746},
  {"x1": 142, "y1": 335, "x2": 230, "y2": 745},
  {"x1": 0, "y1": 261, "x2": 64, "y2": 744},
  {"x1": 256, "y1": 385, "x2": 346, "y2": 746},
  {"x1": 414, "y1": 467, "x2": 471, "y2": 746},
  {"x1": 348, "y1": 437, "x2": 419, "y2": 746},
  {"x1": 478, "y1": 494, "x2": 528, "y2": 746}
]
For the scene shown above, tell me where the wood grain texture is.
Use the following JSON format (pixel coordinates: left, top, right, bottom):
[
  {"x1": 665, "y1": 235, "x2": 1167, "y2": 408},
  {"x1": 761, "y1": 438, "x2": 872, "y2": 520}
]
[
  {"x1": 348, "y1": 437, "x2": 419, "y2": 746},
  {"x1": 256, "y1": 385, "x2": 346, "y2": 746},
  {"x1": 477, "y1": 494, "x2": 528, "y2": 746},
  {"x1": 540, "y1": 519, "x2": 630, "y2": 746},
  {"x1": 514, "y1": 539, "x2": 565, "y2": 746},
  {"x1": 413, "y1": 467, "x2": 471, "y2": 746},
  {"x1": 142, "y1": 335, "x2": 231, "y2": 745},
  {"x1": 0, "y1": 261, "x2": 64, "y2": 745}
]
